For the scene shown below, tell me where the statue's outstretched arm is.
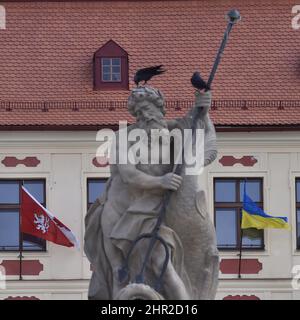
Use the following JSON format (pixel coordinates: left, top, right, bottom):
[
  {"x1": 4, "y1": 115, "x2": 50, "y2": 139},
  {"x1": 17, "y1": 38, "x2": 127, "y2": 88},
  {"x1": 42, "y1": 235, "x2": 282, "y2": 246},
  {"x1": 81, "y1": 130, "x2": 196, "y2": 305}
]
[
  {"x1": 167, "y1": 91, "x2": 212, "y2": 129},
  {"x1": 195, "y1": 90, "x2": 217, "y2": 166},
  {"x1": 167, "y1": 90, "x2": 217, "y2": 167}
]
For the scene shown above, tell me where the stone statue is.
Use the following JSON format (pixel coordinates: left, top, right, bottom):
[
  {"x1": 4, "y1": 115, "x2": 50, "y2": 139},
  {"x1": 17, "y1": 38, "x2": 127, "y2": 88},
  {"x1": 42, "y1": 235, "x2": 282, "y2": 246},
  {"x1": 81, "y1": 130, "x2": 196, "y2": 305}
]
[{"x1": 84, "y1": 86, "x2": 219, "y2": 300}]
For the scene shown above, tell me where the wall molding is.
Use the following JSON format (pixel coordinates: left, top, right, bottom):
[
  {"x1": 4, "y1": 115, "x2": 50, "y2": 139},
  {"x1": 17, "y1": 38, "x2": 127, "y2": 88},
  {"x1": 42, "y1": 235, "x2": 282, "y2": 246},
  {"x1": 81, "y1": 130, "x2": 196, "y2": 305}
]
[
  {"x1": 219, "y1": 155, "x2": 258, "y2": 167},
  {"x1": 0, "y1": 260, "x2": 43, "y2": 276},
  {"x1": 220, "y1": 259, "x2": 262, "y2": 274},
  {"x1": 1, "y1": 156, "x2": 40, "y2": 167}
]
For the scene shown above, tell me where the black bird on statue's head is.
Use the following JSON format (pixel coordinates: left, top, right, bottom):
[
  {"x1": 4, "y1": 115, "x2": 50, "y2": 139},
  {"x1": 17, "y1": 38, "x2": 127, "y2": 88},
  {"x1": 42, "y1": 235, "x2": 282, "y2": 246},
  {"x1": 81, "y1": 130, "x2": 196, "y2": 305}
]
[
  {"x1": 191, "y1": 71, "x2": 210, "y2": 91},
  {"x1": 134, "y1": 65, "x2": 166, "y2": 86}
]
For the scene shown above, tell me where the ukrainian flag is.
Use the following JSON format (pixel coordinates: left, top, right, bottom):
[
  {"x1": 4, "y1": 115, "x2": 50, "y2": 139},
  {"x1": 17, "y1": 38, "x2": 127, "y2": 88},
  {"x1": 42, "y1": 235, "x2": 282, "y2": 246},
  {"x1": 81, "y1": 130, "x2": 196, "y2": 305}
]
[{"x1": 241, "y1": 192, "x2": 290, "y2": 230}]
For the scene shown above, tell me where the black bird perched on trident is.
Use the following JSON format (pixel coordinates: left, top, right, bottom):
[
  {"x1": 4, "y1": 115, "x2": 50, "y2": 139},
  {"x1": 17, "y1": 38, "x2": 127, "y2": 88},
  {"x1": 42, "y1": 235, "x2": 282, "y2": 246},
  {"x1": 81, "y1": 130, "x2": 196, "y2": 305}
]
[
  {"x1": 190, "y1": 71, "x2": 210, "y2": 91},
  {"x1": 134, "y1": 65, "x2": 166, "y2": 86}
]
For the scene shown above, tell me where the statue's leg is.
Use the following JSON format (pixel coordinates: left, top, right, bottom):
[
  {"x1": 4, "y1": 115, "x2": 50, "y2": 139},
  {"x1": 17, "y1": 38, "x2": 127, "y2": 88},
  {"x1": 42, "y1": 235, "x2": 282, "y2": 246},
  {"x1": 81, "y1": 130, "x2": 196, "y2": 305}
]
[{"x1": 152, "y1": 245, "x2": 190, "y2": 300}]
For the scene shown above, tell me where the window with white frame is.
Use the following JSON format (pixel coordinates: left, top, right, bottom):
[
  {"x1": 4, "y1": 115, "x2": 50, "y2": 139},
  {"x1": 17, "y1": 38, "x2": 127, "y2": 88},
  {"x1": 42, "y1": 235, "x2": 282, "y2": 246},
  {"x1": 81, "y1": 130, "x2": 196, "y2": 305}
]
[
  {"x1": 87, "y1": 178, "x2": 107, "y2": 210},
  {"x1": 0, "y1": 179, "x2": 46, "y2": 251},
  {"x1": 101, "y1": 58, "x2": 121, "y2": 82},
  {"x1": 214, "y1": 178, "x2": 264, "y2": 250}
]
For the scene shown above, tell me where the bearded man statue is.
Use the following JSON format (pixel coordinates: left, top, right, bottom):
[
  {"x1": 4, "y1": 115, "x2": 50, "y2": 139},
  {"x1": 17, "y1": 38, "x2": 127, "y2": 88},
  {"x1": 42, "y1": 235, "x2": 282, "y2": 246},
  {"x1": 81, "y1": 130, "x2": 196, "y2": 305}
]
[{"x1": 84, "y1": 86, "x2": 219, "y2": 300}]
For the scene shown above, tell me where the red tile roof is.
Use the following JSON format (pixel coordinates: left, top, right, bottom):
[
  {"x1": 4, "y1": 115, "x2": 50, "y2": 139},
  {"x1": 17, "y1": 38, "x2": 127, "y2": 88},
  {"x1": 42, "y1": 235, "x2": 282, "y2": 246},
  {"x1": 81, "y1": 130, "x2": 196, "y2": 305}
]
[{"x1": 0, "y1": 0, "x2": 299, "y2": 129}]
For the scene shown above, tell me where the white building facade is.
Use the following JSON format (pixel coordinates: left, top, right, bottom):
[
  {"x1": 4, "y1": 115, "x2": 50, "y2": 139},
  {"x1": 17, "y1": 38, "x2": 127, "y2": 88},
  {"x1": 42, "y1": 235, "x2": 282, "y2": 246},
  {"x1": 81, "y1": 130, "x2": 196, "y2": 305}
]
[{"x1": 0, "y1": 129, "x2": 299, "y2": 300}]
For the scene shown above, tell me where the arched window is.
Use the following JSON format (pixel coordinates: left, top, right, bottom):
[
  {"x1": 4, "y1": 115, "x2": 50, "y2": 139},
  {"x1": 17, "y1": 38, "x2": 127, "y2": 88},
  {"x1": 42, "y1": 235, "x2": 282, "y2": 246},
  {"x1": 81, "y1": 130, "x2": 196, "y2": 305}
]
[{"x1": 93, "y1": 40, "x2": 129, "y2": 91}]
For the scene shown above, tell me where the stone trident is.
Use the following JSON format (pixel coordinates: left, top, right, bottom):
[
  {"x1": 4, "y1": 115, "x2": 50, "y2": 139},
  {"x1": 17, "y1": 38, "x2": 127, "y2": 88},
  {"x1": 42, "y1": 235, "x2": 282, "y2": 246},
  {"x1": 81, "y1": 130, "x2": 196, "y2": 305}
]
[{"x1": 119, "y1": 9, "x2": 241, "y2": 290}]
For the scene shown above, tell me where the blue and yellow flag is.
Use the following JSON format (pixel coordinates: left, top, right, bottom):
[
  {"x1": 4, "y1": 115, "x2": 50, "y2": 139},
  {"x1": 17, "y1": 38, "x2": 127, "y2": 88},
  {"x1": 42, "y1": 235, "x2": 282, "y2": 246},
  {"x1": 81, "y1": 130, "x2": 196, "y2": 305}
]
[{"x1": 241, "y1": 192, "x2": 290, "y2": 230}]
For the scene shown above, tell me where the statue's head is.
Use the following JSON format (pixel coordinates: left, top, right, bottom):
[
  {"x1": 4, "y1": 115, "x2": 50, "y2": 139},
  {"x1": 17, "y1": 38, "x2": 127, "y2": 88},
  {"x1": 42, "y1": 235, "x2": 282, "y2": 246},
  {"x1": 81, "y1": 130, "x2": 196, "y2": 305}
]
[{"x1": 128, "y1": 86, "x2": 165, "y2": 122}]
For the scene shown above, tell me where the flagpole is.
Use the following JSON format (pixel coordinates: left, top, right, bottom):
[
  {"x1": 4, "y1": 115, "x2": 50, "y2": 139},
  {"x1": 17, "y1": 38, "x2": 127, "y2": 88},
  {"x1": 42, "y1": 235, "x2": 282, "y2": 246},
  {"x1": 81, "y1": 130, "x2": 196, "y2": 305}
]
[
  {"x1": 238, "y1": 179, "x2": 247, "y2": 279},
  {"x1": 238, "y1": 228, "x2": 243, "y2": 279},
  {"x1": 19, "y1": 185, "x2": 23, "y2": 281},
  {"x1": 19, "y1": 230, "x2": 23, "y2": 281}
]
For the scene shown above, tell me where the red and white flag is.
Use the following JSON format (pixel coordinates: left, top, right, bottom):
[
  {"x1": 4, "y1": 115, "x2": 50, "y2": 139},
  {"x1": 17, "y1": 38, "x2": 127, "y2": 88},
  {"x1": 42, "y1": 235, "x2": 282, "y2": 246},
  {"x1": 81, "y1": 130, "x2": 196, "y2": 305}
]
[{"x1": 21, "y1": 186, "x2": 79, "y2": 249}]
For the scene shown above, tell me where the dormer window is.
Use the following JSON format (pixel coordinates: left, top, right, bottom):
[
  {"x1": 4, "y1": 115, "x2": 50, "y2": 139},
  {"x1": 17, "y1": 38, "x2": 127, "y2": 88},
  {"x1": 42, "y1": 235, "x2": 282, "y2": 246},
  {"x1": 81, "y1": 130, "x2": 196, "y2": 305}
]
[{"x1": 94, "y1": 40, "x2": 129, "y2": 90}]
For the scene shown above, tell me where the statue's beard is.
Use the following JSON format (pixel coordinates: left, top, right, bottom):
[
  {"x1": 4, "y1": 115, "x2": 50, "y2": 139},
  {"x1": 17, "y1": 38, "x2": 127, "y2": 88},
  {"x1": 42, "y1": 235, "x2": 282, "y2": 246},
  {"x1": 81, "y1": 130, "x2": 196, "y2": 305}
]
[
  {"x1": 137, "y1": 117, "x2": 167, "y2": 133},
  {"x1": 136, "y1": 116, "x2": 168, "y2": 147}
]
